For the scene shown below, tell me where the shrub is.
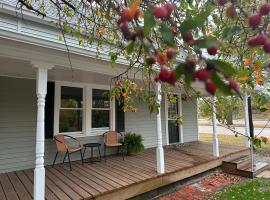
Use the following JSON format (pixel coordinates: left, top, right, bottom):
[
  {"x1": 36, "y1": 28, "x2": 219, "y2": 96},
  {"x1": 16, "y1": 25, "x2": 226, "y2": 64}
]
[{"x1": 122, "y1": 132, "x2": 144, "y2": 155}]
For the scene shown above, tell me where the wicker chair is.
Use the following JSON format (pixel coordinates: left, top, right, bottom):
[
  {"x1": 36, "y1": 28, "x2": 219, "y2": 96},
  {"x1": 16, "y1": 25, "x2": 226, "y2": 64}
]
[
  {"x1": 52, "y1": 134, "x2": 83, "y2": 170},
  {"x1": 103, "y1": 131, "x2": 124, "y2": 161}
]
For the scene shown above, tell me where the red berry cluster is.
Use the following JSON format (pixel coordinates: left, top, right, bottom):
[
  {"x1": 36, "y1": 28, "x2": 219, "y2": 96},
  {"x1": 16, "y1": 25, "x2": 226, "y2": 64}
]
[
  {"x1": 118, "y1": 7, "x2": 141, "y2": 41},
  {"x1": 192, "y1": 61, "x2": 238, "y2": 95},
  {"x1": 147, "y1": 3, "x2": 177, "y2": 86},
  {"x1": 116, "y1": 1, "x2": 239, "y2": 95},
  {"x1": 153, "y1": 48, "x2": 177, "y2": 85},
  {"x1": 247, "y1": 3, "x2": 270, "y2": 29},
  {"x1": 156, "y1": 66, "x2": 177, "y2": 85},
  {"x1": 153, "y1": 4, "x2": 174, "y2": 19},
  {"x1": 194, "y1": 68, "x2": 216, "y2": 95},
  {"x1": 181, "y1": 31, "x2": 218, "y2": 56},
  {"x1": 246, "y1": 3, "x2": 270, "y2": 67}
]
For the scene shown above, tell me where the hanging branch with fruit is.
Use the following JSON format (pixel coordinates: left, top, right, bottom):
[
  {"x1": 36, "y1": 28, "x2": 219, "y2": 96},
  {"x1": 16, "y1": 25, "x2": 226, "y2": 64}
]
[{"x1": 17, "y1": 0, "x2": 270, "y2": 115}]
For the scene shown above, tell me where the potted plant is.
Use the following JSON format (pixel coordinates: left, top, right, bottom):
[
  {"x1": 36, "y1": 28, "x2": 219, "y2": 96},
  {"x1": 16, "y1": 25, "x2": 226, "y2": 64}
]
[{"x1": 122, "y1": 132, "x2": 144, "y2": 155}]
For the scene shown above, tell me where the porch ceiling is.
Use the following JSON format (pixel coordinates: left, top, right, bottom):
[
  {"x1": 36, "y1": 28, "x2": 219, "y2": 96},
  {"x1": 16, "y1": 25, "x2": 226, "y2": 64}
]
[
  {"x1": 0, "y1": 56, "x2": 116, "y2": 85},
  {"x1": 0, "y1": 37, "x2": 208, "y2": 95}
]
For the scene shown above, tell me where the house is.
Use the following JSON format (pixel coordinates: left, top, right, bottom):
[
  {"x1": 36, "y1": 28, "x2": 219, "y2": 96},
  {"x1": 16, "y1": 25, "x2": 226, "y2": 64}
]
[{"x1": 0, "y1": 1, "x2": 251, "y2": 200}]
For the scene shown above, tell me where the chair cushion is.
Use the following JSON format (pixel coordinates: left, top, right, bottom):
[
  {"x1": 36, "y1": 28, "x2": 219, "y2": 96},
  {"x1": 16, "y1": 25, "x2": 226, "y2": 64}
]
[
  {"x1": 68, "y1": 146, "x2": 82, "y2": 153},
  {"x1": 105, "y1": 143, "x2": 122, "y2": 147}
]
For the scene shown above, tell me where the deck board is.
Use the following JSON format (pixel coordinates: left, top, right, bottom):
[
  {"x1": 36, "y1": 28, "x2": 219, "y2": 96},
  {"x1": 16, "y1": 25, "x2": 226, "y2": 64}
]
[
  {"x1": 47, "y1": 168, "x2": 91, "y2": 199},
  {"x1": 0, "y1": 142, "x2": 248, "y2": 200},
  {"x1": 0, "y1": 176, "x2": 7, "y2": 200},
  {"x1": 53, "y1": 165, "x2": 100, "y2": 196},
  {"x1": 0, "y1": 173, "x2": 19, "y2": 200},
  {"x1": 7, "y1": 172, "x2": 32, "y2": 200},
  {"x1": 23, "y1": 170, "x2": 62, "y2": 200},
  {"x1": 15, "y1": 171, "x2": 33, "y2": 199}
]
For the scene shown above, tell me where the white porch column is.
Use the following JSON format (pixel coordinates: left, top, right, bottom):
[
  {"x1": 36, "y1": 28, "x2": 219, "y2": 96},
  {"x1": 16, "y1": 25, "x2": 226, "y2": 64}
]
[
  {"x1": 212, "y1": 96, "x2": 219, "y2": 157},
  {"x1": 178, "y1": 91, "x2": 184, "y2": 143},
  {"x1": 32, "y1": 62, "x2": 53, "y2": 200},
  {"x1": 156, "y1": 82, "x2": 165, "y2": 174},
  {"x1": 244, "y1": 92, "x2": 251, "y2": 148}
]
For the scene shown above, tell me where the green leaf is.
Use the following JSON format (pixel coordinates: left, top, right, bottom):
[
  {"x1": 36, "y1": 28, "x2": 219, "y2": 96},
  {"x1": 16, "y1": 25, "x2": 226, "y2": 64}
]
[
  {"x1": 109, "y1": 52, "x2": 118, "y2": 63},
  {"x1": 211, "y1": 72, "x2": 231, "y2": 94},
  {"x1": 180, "y1": 3, "x2": 214, "y2": 33},
  {"x1": 143, "y1": 9, "x2": 156, "y2": 37},
  {"x1": 63, "y1": 23, "x2": 72, "y2": 34},
  {"x1": 57, "y1": 35, "x2": 64, "y2": 41},
  {"x1": 106, "y1": 1, "x2": 112, "y2": 19},
  {"x1": 126, "y1": 42, "x2": 135, "y2": 54},
  {"x1": 159, "y1": 23, "x2": 175, "y2": 46},
  {"x1": 259, "y1": 107, "x2": 268, "y2": 113},
  {"x1": 211, "y1": 60, "x2": 236, "y2": 76},
  {"x1": 251, "y1": 138, "x2": 262, "y2": 148},
  {"x1": 222, "y1": 26, "x2": 241, "y2": 41},
  {"x1": 237, "y1": 68, "x2": 249, "y2": 77},
  {"x1": 184, "y1": 72, "x2": 193, "y2": 86},
  {"x1": 197, "y1": 36, "x2": 218, "y2": 48},
  {"x1": 175, "y1": 63, "x2": 185, "y2": 79}
]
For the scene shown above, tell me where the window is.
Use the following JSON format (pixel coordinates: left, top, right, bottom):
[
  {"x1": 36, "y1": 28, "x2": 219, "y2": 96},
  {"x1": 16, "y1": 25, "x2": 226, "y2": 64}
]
[
  {"x1": 54, "y1": 82, "x2": 114, "y2": 136},
  {"x1": 91, "y1": 89, "x2": 110, "y2": 129},
  {"x1": 168, "y1": 103, "x2": 178, "y2": 119},
  {"x1": 59, "y1": 86, "x2": 83, "y2": 133}
]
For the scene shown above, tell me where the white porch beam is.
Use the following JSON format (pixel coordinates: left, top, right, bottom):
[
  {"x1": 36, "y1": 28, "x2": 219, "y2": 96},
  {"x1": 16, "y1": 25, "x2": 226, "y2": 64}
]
[
  {"x1": 244, "y1": 92, "x2": 251, "y2": 148},
  {"x1": 212, "y1": 96, "x2": 219, "y2": 157},
  {"x1": 156, "y1": 82, "x2": 165, "y2": 174},
  {"x1": 32, "y1": 62, "x2": 53, "y2": 200}
]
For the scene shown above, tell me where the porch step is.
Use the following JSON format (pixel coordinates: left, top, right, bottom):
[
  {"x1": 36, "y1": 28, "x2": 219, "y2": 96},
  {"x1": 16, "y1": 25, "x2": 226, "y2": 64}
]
[
  {"x1": 222, "y1": 155, "x2": 269, "y2": 178},
  {"x1": 222, "y1": 155, "x2": 251, "y2": 169},
  {"x1": 239, "y1": 162, "x2": 269, "y2": 178}
]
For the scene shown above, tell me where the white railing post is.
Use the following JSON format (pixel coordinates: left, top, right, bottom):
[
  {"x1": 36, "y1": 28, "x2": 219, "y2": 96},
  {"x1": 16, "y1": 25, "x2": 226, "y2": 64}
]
[
  {"x1": 32, "y1": 62, "x2": 53, "y2": 200},
  {"x1": 244, "y1": 92, "x2": 251, "y2": 148},
  {"x1": 212, "y1": 96, "x2": 219, "y2": 157},
  {"x1": 156, "y1": 82, "x2": 165, "y2": 174}
]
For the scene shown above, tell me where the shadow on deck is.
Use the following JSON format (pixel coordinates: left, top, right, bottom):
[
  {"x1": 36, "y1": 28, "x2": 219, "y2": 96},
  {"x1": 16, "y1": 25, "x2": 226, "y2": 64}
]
[{"x1": 0, "y1": 141, "x2": 249, "y2": 200}]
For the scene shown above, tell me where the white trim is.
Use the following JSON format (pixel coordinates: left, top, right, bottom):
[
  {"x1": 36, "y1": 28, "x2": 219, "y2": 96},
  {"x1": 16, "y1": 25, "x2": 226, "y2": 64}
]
[
  {"x1": 164, "y1": 94, "x2": 169, "y2": 145},
  {"x1": 212, "y1": 96, "x2": 219, "y2": 157},
  {"x1": 34, "y1": 67, "x2": 48, "y2": 200},
  {"x1": 53, "y1": 80, "x2": 114, "y2": 137},
  {"x1": 156, "y1": 82, "x2": 165, "y2": 174},
  {"x1": 178, "y1": 93, "x2": 184, "y2": 143},
  {"x1": 165, "y1": 92, "x2": 183, "y2": 145},
  {"x1": 111, "y1": 97, "x2": 116, "y2": 131},
  {"x1": 53, "y1": 82, "x2": 60, "y2": 136},
  {"x1": 85, "y1": 85, "x2": 91, "y2": 136}
]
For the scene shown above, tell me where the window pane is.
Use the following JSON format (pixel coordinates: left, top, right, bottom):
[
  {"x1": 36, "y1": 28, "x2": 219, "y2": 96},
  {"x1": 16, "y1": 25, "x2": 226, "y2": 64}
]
[
  {"x1": 92, "y1": 110, "x2": 110, "y2": 128},
  {"x1": 59, "y1": 110, "x2": 82, "y2": 132},
  {"x1": 92, "y1": 89, "x2": 110, "y2": 108},
  {"x1": 61, "y1": 86, "x2": 83, "y2": 108},
  {"x1": 168, "y1": 103, "x2": 178, "y2": 119}
]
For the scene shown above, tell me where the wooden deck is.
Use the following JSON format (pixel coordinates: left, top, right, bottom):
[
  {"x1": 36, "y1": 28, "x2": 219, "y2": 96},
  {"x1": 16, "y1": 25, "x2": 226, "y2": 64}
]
[{"x1": 0, "y1": 142, "x2": 249, "y2": 200}]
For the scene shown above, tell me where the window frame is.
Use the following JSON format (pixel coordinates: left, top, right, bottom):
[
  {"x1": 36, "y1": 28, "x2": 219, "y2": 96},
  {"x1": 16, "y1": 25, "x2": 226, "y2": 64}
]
[
  {"x1": 91, "y1": 88, "x2": 111, "y2": 132},
  {"x1": 54, "y1": 81, "x2": 115, "y2": 137}
]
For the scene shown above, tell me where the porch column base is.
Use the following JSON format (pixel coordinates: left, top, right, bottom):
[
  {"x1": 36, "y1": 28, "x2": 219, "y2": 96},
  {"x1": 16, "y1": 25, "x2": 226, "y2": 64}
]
[
  {"x1": 213, "y1": 138, "x2": 219, "y2": 157},
  {"x1": 156, "y1": 146, "x2": 165, "y2": 174},
  {"x1": 212, "y1": 96, "x2": 219, "y2": 157},
  {"x1": 34, "y1": 167, "x2": 45, "y2": 199}
]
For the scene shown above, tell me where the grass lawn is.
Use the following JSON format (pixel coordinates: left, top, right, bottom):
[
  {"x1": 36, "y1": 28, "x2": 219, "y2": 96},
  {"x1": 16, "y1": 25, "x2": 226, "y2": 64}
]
[
  {"x1": 211, "y1": 179, "x2": 270, "y2": 200},
  {"x1": 199, "y1": 133, "x2": 270, "y2": 155}
]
